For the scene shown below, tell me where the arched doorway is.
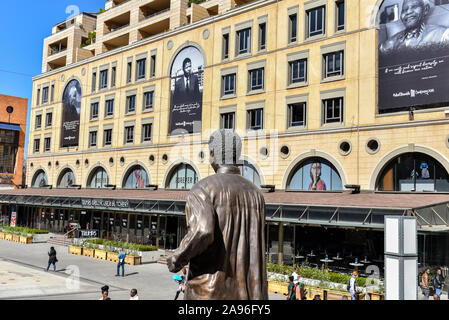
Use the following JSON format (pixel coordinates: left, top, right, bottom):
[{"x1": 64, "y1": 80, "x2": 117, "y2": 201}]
[
  {"x1": 31, "y1": 170, "x2": 48, "y2": 188},
  {"x1": 376, "y1": 152, "x2": 449, "y2": 192},
  {"x1": 87, "y1": 167, "x2": 109, "y2": 188},
  {"x1": 166, "y1": 163, "x2": 198, "y2": 190},
  {"x1": 57, "y1": 168, "x2": 76, "y2": 188},
  {"x1": 286, "y1": 157, "x2": 343, "y2": 191}
]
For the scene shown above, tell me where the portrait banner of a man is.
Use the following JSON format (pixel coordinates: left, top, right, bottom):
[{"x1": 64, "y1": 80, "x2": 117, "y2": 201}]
[
  {"x1": 169, "y1": 46, "x2": 204, "y2": 135},
  {"x1": 378, "y1": 0, "x2": 449, "y2": 113},
  {"x1": 60, "y1": 79, "x2": 82, "y2": 147}
]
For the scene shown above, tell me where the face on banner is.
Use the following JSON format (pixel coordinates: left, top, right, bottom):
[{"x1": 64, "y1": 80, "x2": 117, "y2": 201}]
[
  {"x1": 61, "y1": 79, "x2": 82, "y2": 147},
  {"x1": 169, "y1": 46, "x2": 204, "y2": 135},
  {"x1": 378, "y1": 0, "x2": 449, "y2": 113}
]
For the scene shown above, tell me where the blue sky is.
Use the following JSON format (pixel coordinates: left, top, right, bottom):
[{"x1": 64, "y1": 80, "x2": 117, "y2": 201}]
[{"x1": 0, "y1": 1, "x2": 105, "y2": 158}]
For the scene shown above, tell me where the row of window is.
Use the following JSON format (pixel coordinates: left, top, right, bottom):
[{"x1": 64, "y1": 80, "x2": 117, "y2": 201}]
[
  {"x1": 34, "y1": 112, "x2": 53, "y2": 130},
  {"x1": 222, "y1": 0, "x2": 345, "y2": 60},
  {"x1": 36, "y1": 83, "x2": 55, "y2": 106}
]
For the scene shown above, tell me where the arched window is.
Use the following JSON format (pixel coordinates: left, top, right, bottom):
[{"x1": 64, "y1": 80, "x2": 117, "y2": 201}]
[
  {"x1": 240, "y1": 160, "x2": 262, "y2": 187},
  {"x1": 87, "y1": 167, "x2": 109, "y2": 188},
  {"x1": 123, "y1": 165, "x2": 150, "y2": 189},
  {"x1": 32, "y1": 170, "x2": 48, "y2": 188},
  {"x1": 57, "y1": 169, "x2": 75, "y2": 188},
  {"x1": 287, "y1": 157, "x2": 343, "y2": 191},
  {"x1": 377, "y1": 152, "x2": 449, "y2": 192},
  {"x1": 167, "y1": 163, "x2": 198, "y2": 190}
]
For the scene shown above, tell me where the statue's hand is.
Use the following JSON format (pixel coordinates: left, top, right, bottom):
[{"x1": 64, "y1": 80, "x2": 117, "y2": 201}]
[{"x1": 167, "y1": 255, "x2": 178, "y2": 273}]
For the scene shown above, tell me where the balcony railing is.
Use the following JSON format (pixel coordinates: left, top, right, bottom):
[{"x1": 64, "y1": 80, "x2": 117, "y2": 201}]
[
  {"x1": 49, "y1": 47, "x2": 67, "y2": 56},
  {"x1": 106, "y1": 23, "x2": 130, "y2": 35},
  {"x1": 140, "y1": 8, "x2": 171, "y2": 22}
]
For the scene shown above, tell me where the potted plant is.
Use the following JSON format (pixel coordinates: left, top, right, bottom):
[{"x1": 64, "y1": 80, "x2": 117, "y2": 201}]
[
  {"x1": 82, "y1": 241, "x2": 96, "y2": 257},
  {"x1": 0, "y1": 229, "x2": 5, "y2": 240},
  {"x1": 19, "y1": 230, "x2": 33, "y2": 244},
  {"x1": 94, "y1": 243, "x2": 108, "y2": 260},
  {"x1": 105, "y1": 241, "x2": 119, "y2": 262},
  {"x1": 124, "y1": 244, "x2": 142, "y2": 265},
  {"x1": 69, "y1": 243, "x2": 83, "y2": 255}
]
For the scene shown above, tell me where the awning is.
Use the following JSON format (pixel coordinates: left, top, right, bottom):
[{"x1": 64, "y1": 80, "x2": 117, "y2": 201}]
[{"x1": 0, "y1": 123, "x2": 21, "y2": 131}]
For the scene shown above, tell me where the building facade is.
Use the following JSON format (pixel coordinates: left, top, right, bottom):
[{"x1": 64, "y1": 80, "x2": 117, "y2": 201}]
[
  {"x1": 4, "y1": 0, "x2": 449, "y2": 272},
  {"x1": 0, "y1": 95, "x2": 27, "y2": 190}
]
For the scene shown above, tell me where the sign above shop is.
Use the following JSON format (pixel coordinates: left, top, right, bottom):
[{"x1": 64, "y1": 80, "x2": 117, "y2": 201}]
[
  {"x1": 81, "y1": 199, "x2": 130, "y2": 209},
  {"x1": 76, "y1": 229, "x2": 99, "y2": 238}
]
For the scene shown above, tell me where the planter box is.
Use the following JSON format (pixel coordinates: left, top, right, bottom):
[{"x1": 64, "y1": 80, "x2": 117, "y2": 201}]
[
  {"x1": 0, "y1": 232, "x2": 5, "y2": 240},
  {"x1": 268, "y1": 281, "x2": 289, "y2": 295},
  {"x1": 5, "y1": 234, "x2": 12, "y2": 241},
  {"x1": 107, "y1": 252, "x2": 119, "y2": 263},
  {"x1": 367, "y1": 292, "x2": 384, "y2": 300},
  {"x1": 94, "y1": 249, "x2": 107, "y2": 260},
  {"x1": 19, "y1": 236, "x2": 33, "y2": 244},
  {"x1": 125, "y1": 255, "x2": 142, "y2": 266},
  {"x1": 82, "y1": 248, "x2": 95, "y2": 258},
  {"x1": 68, "y1": 246, "x2": 83, "y2": 256},
  {"x1": 12, "y1": 234, "x2": 20, "y2": 242}
]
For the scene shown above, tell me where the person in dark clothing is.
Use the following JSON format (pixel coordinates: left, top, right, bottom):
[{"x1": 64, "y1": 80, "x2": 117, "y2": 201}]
[
  {"x1": 287, "y1": 276, "x2": 296, "y2": 300},
  {"x1": 100, "y1": 285, "x2": 111, "y2": 300},
  {"x1": 433, "y1": 268, "x2": 444, "y2": 300},
  {"x1": 46, "y1": 247, "x2": 58, "y2": 272}
]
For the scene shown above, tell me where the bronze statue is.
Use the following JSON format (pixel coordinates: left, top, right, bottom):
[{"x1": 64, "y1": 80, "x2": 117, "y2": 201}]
[{"x1": 167, "y1": 129, "x2": 268, "y2": 300}]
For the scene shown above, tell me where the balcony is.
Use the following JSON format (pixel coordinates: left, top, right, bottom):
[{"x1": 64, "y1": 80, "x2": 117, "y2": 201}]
[
  {"x1": 102, "y1": 33, "x2": 130, "y2": 52},
  {"x1": 47, "y1": 56, "x2": 67, "y2": 71},
  {"x1": 104, "y1": 11, "x2": 131, "y2": 35},
  {"x1": 139, "y1": 0, "x2": 171, "y2": 22},
  {"x1": 48, "y1": 38, "x2": 68, "y2": 57},
  {"x1": 138, "y1": 17, "x2": 170, "y2": 41}
]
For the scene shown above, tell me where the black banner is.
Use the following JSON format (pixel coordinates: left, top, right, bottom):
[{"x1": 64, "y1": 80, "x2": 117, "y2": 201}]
[
  {"x1": 61, "y1": 79, "x2": 81, "y2": 147},
  {"x1": 75, "y1": 229, "x2": 99, "y2": 238},
  {"x1": 378, "y1": 0, "x2": 449, "y2": 113},
  {"x1": 169, "y1": 46, "x2": 204, "y2": 135}
]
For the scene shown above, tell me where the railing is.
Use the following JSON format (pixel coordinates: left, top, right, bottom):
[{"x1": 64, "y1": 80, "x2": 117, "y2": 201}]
[
  {"x1": 103, "y1": 0, "x2": 132, "y2": 13},
  {"x1": 105, "y1": 23, "x2": 130, "y2": 35},
  {"x1": 140, "y1": 8, "x2": 171, "y2": 22},
  {"x1": 49, "y1": 48, "x2": 67, "y2": 56}
]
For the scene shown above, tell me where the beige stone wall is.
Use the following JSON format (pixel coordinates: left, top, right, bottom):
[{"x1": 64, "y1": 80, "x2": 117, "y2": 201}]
[{"x1": 28, "y1": 0, "x2": 449, "y2": 191}]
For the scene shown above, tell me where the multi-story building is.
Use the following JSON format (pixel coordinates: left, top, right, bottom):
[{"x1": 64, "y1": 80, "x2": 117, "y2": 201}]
[
  {"x1": 2, "y1": 0, "x2": 449, "y2": 271},
  {"x1": 0, "y1": 95, "x2": 27, "y2": 191}
]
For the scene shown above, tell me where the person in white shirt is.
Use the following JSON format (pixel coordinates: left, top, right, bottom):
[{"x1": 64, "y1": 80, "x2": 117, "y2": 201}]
[
  {"x1": 349, "y1": 271, "x2": 358, "y2": 300},
  {"x1": 130, "y1": 289, "x2": 139, "y2": 300},
  {"x1": 292, "y1": 267, "x2": 300, "y2": 285}
]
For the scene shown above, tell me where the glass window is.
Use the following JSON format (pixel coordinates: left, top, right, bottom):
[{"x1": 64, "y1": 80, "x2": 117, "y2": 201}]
[
  {"x1": 89, "y1": 131, "x2": 97, "y2": 147},
  {"x1": 0, "y1": 130, "x2": 19, "y2": 174},
  {"x1": 42, "y1": 87, "x2": 49, "y2": 104},
  {"x1": 123, "y1": 166, "x2": 150, "y2": 189},
  {"x1": 127, "y1": 62, "x2": 132, "y2": 83},
  {"x1": 88, "y1": 167, "x2": 109, "y2": 188},
  {"x1": 34, "y1": 138, "x2": 40, "y2": 153},
  {"x1": 137, "y1": 58, "x2": 146, "y2": 80},
  {"x1": 259, "y1": 22, "x2": 266, "y2": 50},
  {"x1": 44, "y1": 137, "x2": 51, "y2": 152},
  {"x1": 35, "y1": 115, "x2": 42, "y2": 129},
  {"x1": 150, "y1": 55, "x2": 156, "y2": 78},
  {"x1": 105, "y1": 99, "x2": 114, "y2": 116},
  {"x1": 240, "y1": 160, "x2": 262, "y2": 187},
  {"x1": 103, "y1": 129, "x2": 112, "y2": 146},
  {"x1": 223, "y1": 33, "x2": 230, "y2": 59},
  {"x1": 32, "y1": 170, "x2": 48, "y2": 188},
  {"x1": 289, "y1": 14, "x2": 297, "y2": 43},
  {"x1": 377, "y1": 153, "x2": 449, "y2": 192},
  {"x1": 307, "y1": 6, "x2": 325, "y2": 37},
  {"x1": 287, "y1": 157, "x2": 343, "y2": 191},
  {"x1": 220, "y1": 112, "x2": 235, "y2": 130},
  {"x1": 92, "y1": 72, "x2": 97, "y2": 92},
  {"x1": 111, "y1": 66, "x2": 116, "y2": 87},
  {"x1": 323, "y1": 97, "x2": 343, "y2": 124},
  {"x1": 50, "y1": 84, "x2": 55, "y2": 103},
  {"x1": 144, "y1": 91, "x2": 154, "y2": 110},
  {"x1": 100, "y1": 69, "x2": 108, "y2": 89},
  {"x1": 36, "y1": 88, "x2": 41, "y2": 106},
  {"x1": 222, "y1": 74, "x2": 236, "y2": 96},
  {"x1": 125, "y1": 126, "x2": 134, "y2": 144},
  {"x1": 167, "y1": 163, "x2": 198, "y2": 190},
  {"x1": 324, "y1": 51, "x2": 344, "y2": 78},
  {"x1": 247, "y1": 108, "x2": 263, "y2": 130},
  {"x1": 46, "y1": 112, "x2": 53, "y2": 127},
  {"x1": 237, "y1": 28, "x2": 251, "y2": 55},
  {"x1": 58, "y1": 169, "x2": 75, "y2": 188},
  {"x1": 336, "y1": 0, "x2": 345, "y2": 31},
  {"x1": 126, "y1": 95, "x2": 136, "y2": 113},
  {"x1": 142, "y1": 123, "x2": 152, "y2": 142},
  {"x1": 90, "y1": 102, "x2": 99, "y2": 120},
  {"x1": 288, "y1": 102, "x2": 306, "y2": 127},
  {"x1": 249, "y1": 68, "x2": 264, "y2": 91},
  {"x1": 290, "y1": 59, "x2": 307, "y2": 84}
]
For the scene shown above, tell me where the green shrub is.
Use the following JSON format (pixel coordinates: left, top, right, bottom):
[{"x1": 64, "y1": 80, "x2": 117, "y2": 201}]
[
  {"x1": 1, "y1": 226, "x2": 49, "y2": 236},
  {"x1": 82, "y1": 239, "x2": 157, "y2": 252}
]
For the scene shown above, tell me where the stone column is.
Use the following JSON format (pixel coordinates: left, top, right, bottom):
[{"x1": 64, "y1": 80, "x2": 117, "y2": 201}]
[
  {"x1": 170, "y1": 0, "x2": 188, "y2": 30},
  {"x1": 278, "y1": 223, "x2": 284, "y2": 265}
]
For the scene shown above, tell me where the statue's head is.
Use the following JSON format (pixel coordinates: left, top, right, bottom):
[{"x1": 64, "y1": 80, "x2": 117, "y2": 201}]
[
  {"x1": 208, "y1": 129, "x2": 242, "y2": 172},
  {"x1": 401, "y1": 0, "x2": 430, "y2": 30}
]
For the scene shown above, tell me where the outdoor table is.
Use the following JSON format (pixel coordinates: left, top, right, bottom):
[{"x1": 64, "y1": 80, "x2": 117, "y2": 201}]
[
  {"x1": 320, "y1": 258, "x2": 334, "y2": 271},
  {"x1": 360, "y1": 259, "x2": 371, "y2": 264},
  {"x1": 349, "y1": 262, "x2": 364, "y2": 272},
  {"x1": 294, "y1": 255, "x2": 305, "y2": 264}
]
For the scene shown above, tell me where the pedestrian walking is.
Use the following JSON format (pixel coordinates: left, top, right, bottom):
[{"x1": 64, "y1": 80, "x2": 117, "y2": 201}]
[
  {"x1": 130, "y1": 289, "x2": 139, "y2": 300},
  {"x1": 174, "y1": 266, "x2": 188, "y2": 300},
  {"x1": 100, "y1": 285, "x2": 111, "y2": 300},
  {"x1": 287, "y1": 276, "x2": 296, "y2": 300},
  {"x1": 421, "y1": 268, "x2": 431, "y2": 300},
  {"x1": 433, "y1": 268, "x2": 444, "y2": 300},
  {"x1": 348, "y1": 271, "x2": 358, "y2": 300},
  {"x1": 292, "y1": 267, "x2": 300, "y2": 285},
  {"x1": 46, "y1": 247, "x2": 58, "y2": 272},
  {"x1": 116, "y1": 248, "x2": 126, "y2": 277}
]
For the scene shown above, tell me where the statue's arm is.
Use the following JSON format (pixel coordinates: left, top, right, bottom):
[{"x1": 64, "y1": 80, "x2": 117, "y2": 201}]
[{"x1": 167, "y1": 188, "x2": 215, "y2": 272}]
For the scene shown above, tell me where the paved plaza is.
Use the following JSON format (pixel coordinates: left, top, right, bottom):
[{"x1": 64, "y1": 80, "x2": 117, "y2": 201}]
[{"x1": 0, "y1": 240, "x2": 284, "y2": 300}]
